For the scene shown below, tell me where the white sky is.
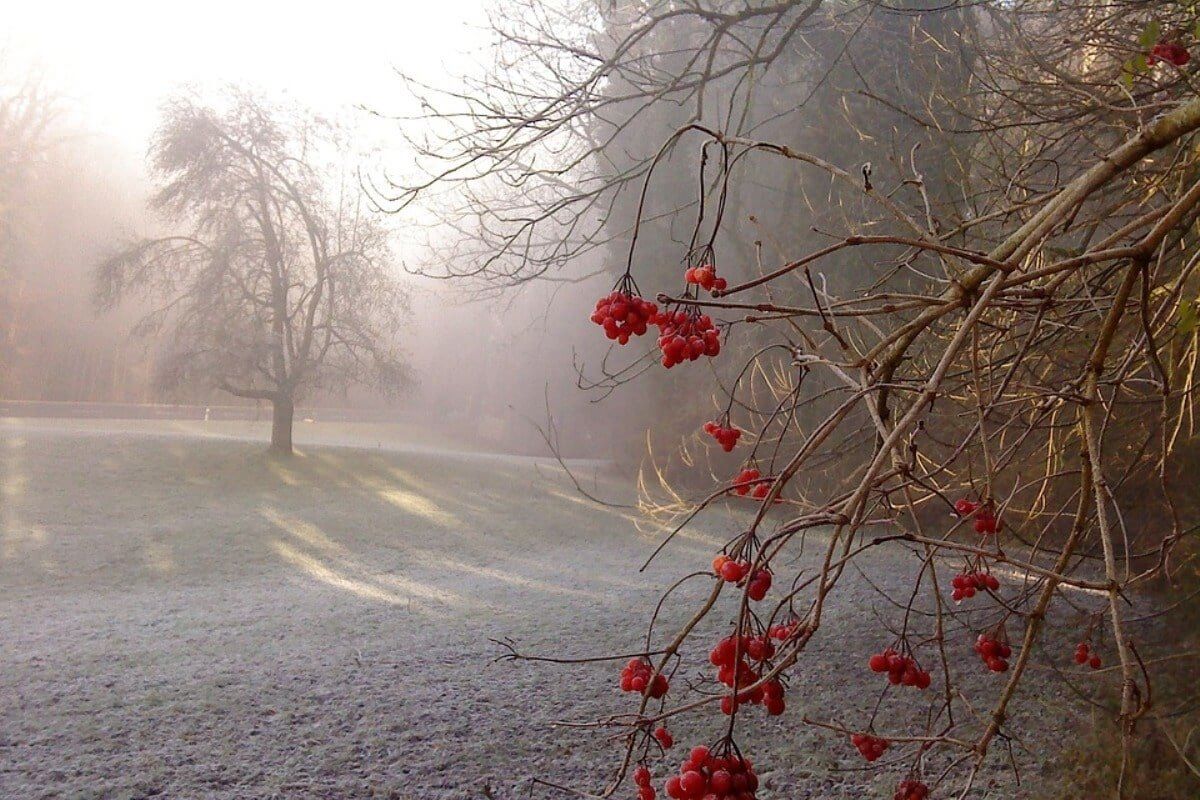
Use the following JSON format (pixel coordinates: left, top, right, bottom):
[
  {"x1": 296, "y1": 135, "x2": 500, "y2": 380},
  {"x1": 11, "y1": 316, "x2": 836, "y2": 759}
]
[{"x1": 6, "y1": 0, "x2": 491, "y2": 155}]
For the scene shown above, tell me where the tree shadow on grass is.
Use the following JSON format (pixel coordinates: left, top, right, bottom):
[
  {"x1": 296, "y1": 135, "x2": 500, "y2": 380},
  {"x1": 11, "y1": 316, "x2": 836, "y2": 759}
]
[{"x1": 0, "y1": 423, "x2": 722, "y2": 614}]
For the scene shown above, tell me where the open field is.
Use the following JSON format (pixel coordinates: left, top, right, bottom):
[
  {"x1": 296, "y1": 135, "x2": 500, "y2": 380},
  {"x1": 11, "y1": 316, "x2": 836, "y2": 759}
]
[{"x1": 0, "y1": 419, "x2": 1075, "y2": 799}]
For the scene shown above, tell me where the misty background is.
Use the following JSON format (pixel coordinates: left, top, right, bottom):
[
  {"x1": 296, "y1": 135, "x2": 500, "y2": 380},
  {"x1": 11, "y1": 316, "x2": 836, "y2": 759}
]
[
  {"x1": 0, "y1": 3, "x2": 628, "y2": 458},
  {"x1": 1, "y1": 1, "x2": 955, "y2": 466}
]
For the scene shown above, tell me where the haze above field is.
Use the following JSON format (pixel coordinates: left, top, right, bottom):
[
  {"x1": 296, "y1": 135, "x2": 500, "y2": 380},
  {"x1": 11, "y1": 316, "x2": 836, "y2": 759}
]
[
  {"x1": 2, "y1": 1, "x2": 624, "y2": 458},
  {"x1": 8, "y1": 1, "x2": 490, "y2": 151}
]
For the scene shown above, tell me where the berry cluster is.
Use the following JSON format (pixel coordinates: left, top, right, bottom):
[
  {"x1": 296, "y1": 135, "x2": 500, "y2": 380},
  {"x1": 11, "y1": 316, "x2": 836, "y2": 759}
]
[
  {"x1": 663, "y1": 746, "x2": 759, "y2": 800},
  {"x1": 950, "y1": 571, "x2": 999, "y2": 602},
  {"x1": 850, "y1": 732, "x2": 889, "y2": 762},
  {"x1": 710, "y1": 634, "x2": 771, "y2": 674},
  {"x1": 703, "y1": 420, "x2": 741, "y2": 451},
  {"x1": 655, "y1": 310, "x2": 721, "y2": 368},
  {"x1": 761, "y1": 679, "x2": 786, "y2": 716},
  {"x1": 867, "y1": 648, "x2": 931, "y2": 689},
  {"x1": 954, "y1": 499, "x2": 1000, "y2": 535},
  {"x1": 974, "y1": 634, "x2": 1012, "y2": 672},
  {"x1": 633, "y1": 765, "x2": 657, "y2": 800},
  {"x1": 767, "y1": 621, "x2": 798, "y2": 641},
  {"x1": 712, "y1": 555, "x2": 749, "y2": 583},
  {"x1": 1073, "y1": 642, "x2": 1102, "y2": 670},
  {"x1": 711, "y1": 557, "x2": 772, "y2": 600},
  {"x1": 732, "y1": 468, "x2": 775, "y2": 499},
  {"x1": 1149, "y1": 41, "x2": 1191, "y2": 67},
  {"x1": 732, "y1": 468, "x2": 760, "y2": 495},
  {"x1": 654, "y1": 726, "x2": 675, "y2": 749},
  {"x1": 894, "y1": 779, "x2": 930, "y2": 800},
  {"x1": 685, "y1": 264, "x2": 728, "y2": 294},
  {"x1": 592, "y1": 291, "x2": 659, "y2": 345},
  {"x1": 746, "y1": 569, "x2": 772, "y2": 600},
  {"x1": 621, "y1": 658, "x2": 670, "y2": 698},
  {"x1": 708, "y1": 635, "x2": 786, "y2": 715}
]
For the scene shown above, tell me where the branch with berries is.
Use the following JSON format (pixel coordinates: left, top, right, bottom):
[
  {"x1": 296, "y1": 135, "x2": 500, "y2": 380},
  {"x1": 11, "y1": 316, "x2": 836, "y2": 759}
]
[{"x1": 513, "y1": 97, "x2": 1200, "y2": 800}]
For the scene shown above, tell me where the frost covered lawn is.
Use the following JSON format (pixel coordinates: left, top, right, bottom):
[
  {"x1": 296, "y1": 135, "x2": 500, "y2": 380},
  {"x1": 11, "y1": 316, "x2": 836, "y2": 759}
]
[{"x1": 0, "y1": 420, "x2": 1061, "y2": 799}]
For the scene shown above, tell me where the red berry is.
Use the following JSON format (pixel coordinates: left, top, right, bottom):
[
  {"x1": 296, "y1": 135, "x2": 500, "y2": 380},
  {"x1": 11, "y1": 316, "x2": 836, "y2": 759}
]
[
  {"x1": 709, "y1": 770, "x2": 731, "y2": 794},
  {"x1": 679, "y1": 770, "x2": 706, "y2": 797},
  {"x1": 974, "y1": 512, "x2": 998, "y2": 534},
  {"x1": 894, "y1": 779, "x2": 930, "y2": 800},
  {"x1": 654, "y1": 726, "x2": 674, "y2": 749},
  {"x1": 1149, "y1": 42, "x2": 1191, "y2": 67},
  {"x1": 747, "y1": 576, "x2": 769, "y2": 602},
  {"x1": 851, "y1": 733, "x2": 889, "y2": 761}
]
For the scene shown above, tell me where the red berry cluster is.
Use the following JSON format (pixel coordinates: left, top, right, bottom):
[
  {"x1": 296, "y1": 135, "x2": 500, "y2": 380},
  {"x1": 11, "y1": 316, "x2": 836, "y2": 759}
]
[
  {"x1": 974, "y1": 634, "x2": 1012, "y2": 672},
  {"x1": 1149, "y1": 41, "x2": 1190, "y2": 67},
  {"x1": 664, "y1": 746, "x2": 759, "y2": 799},
  {"x1": 954, "y1": 499, "x2": 1000, "y2": 535},
  {"x1": 633, "y1": 765, "x2": 657, "y2": 800},
  {"x1": 703, "y1": 420, "x2": 741, "y2": 451},
  {"x1": 654, "y1": 726, "x2": 675, "y2": 749},
  {"x1": 894, "y1": 779, "x2": 930, "y2": 800},
  {"x1": 712, "y1": 642, "x2": 757, "y2": 695},
  {"x1": 621, "y1": 657, "x2": 670, "y2": 698},
  {"x1": 747, "y1": 569, "x2": 771, "y2": 600},
  {"x1": 592, "y1": 291, "x2": 660, "y2": 345},
  {"x1": 973, "y1": 511, "x2": 999, "y2": 535},
  {"x1": 767, "y1": 621, "x2": 798, "y2": 641},
  {"x1": 761, "y1": 679, "x2": 786, "y2": 716},
  {"x1": 732, "y1": 468, "x2": 775, "y2": 499},
  {"x1": 711, "y1": 557, "x2": 772, "y2": 600},
  {"x1": 708, "y1": 635, "x2": 786, "y2": 715},
  {"x1": 656, "y1": 310, "x2": 720, "y2": 368},
  {"x1": 1073, "y1": 642, "x2": 1102, "y2": 670},
  {"x1": 950, "y1": 571, "x2": 999, "y2": 601},
  {"x1": 733, "y1": 468, "x2": 761, "y2": 494},
  {"x1": 867, "y1": 648, "x2": 931, "y2": 689},
  {"x1": 685, "y1": 264, "x2": 728, "y2": 294},
  {"x1": 712, "y1": 555, "x2": 748, "y2": 582},
  {"x1": 850, "y1": 732, "x2": 889, "y2": 762}
]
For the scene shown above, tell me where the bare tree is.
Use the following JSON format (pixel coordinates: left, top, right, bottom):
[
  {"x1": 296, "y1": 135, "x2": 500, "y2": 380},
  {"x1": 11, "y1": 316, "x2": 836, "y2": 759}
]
[
  {"x1": 97, "y1": 90, "x2": 408, "y2": 454},
  {"x1": 0, "y1": 53, "x2": 65, "y2": 384},
  {"x1": 0, "y1": 53, "x2": 61, "y2": 226}
]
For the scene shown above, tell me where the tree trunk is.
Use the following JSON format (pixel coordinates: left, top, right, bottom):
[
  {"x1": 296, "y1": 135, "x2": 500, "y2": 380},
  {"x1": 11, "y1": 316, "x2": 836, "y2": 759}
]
[{"x1": 270, "y1": 395, "x2": 294, "y2": 455}]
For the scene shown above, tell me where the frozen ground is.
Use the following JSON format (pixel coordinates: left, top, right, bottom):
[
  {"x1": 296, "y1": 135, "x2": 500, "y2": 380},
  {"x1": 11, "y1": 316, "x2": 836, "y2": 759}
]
[{"x1": 0, "y1": 419, "x2": 1075, "y2": 799}]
